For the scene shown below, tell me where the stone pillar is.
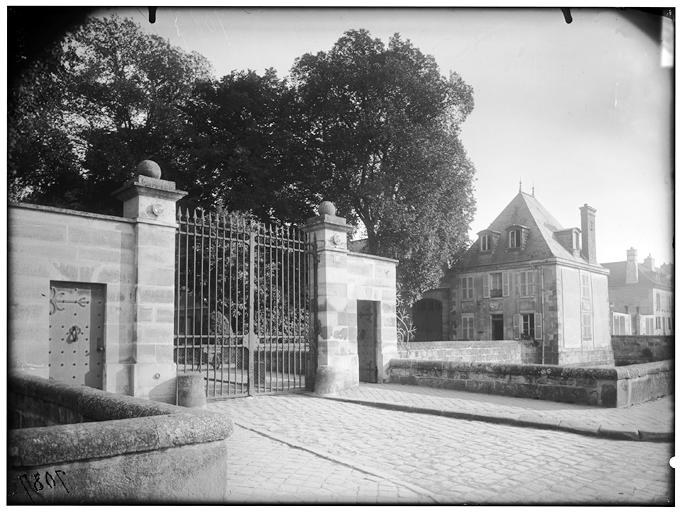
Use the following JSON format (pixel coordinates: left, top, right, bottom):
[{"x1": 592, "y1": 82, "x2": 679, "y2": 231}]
[
  {"x1": 304, "y1": 201, "x2": 357, "y2": 394},
  {"x1": 112, "y1": 161, "x2": 186, "y2": 403}
]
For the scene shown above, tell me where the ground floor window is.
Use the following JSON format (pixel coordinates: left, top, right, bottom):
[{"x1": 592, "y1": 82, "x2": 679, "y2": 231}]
[
  {"x1": 612, "y1": 313, "x2": 631, "y2": 335},
  {"x1": 521, "y1": 313, "x2": 534, "y2": 339},
  {"x1": 644, "y1": 317, "x2": 654, "y2": 335},
  {"x1": 512, "y1": 312, "x2": 542, "y2": 340},
  {"x1": 461, "y1": 314, "x2": 474, "y2": 340}
]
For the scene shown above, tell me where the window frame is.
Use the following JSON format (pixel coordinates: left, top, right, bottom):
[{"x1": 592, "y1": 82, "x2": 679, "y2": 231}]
[
  {"x1": 520, "y1": 313, "x2": 535, "y2": 339},
  {"x1": 490, "y1": 272, "x2": 503, "y2": 297},
  {"x1": 508, "y1": 229, "x2": 520, "y2": 249},
  {"x1": 461, "y1": 314, "x2": 475, "y2": 340},
  {"x1": 461, "y1": 276, "x2": 474, "y2": 300},
  {"x1": 519, "y1": 270, "x2": 535, "y2": 297},
  {"x1": 480, "y1": 234, "x2": 490, "y2": 252}
]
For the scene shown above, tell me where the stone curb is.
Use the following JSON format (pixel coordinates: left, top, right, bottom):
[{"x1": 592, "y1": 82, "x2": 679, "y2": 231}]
[
  {"x1": 315, "y1": 395, "x2": 672, "y2": 443},
  {"x1": 232, "y1": 421, "x2": 441, "y2": 504}
]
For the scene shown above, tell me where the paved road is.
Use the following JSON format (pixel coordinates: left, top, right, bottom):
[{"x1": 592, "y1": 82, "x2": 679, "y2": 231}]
[
  {"x1": 214, "y1": 394, "x2": 673, "y2": 505},
  {"x1": 225, "y1": 425, "x2": 428, "y2": 503},
  {"x1": 328, "y1": 383, "x2": 674, "y2": 439}
]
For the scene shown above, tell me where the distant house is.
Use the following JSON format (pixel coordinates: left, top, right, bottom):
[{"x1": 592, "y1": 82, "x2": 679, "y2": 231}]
[
  {"x1": 414, "y1": 190, "x2": 613, "y2": 366},
  {"x1": 602, "y1": 249, "x2": 673, "y2": 336}
]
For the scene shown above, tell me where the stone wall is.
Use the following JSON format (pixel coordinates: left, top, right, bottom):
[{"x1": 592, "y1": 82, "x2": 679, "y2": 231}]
[
  {"x1": 387, "y1": 358, "x2": 673, "y2": 407},
  {"x1": 398, "y1": 340, "x2": 538, "y2": 364},
  {"x1": 556, "y1": 265, "x2": 613, "y2": 366},
  {"x1": 347, "y1": 252, "x2": 399, "y2": 382},
  {"x1": 304, "y1": 204, "x2": 398, "y2": 394},
  {"x1": 9, "y1": 204, "x2": 137, "y2": 391},
  {"x1": 9, "y1": 174, "x2": 185, "y2": 403},
  {"x1": 611, "y1": 335, "x2": 674, "y2": 365},
  {"x1": 8, "y1": 373, "x2": 233, "y2": 504}
]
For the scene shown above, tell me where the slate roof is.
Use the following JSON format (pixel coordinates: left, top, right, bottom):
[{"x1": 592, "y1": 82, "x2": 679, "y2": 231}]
[
  {"x1": 602, "y1": 261, "x2": 672, "y2": 290},
  {"x1": 458, "y1": 191, "x2": 600, "y2": 269}
]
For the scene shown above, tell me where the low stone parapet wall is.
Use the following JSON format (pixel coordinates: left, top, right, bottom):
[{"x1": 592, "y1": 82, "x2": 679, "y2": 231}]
[
  {"x1": 387, "y1": 359, "x2": 673, "y2": 407},
  {"x1": 8, "y1": 373, "x2": 233, "y2": 504},
  {"x1": 398, "y1": 340, "x2": 538, "y2": 364},
  {"x1": 612, "y1": 335, "x2": 674, "y2": 365}
]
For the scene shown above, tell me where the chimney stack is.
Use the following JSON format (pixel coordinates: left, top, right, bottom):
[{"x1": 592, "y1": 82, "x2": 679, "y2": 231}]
[
  {"x1": 580, "y1": 204, "x2": 597, "y2": 264},
  {"x1": 643, "y1": 254, "x2": 655, "y2": 271},
  {"x1": 625, "y1": 247, "x2": 638, "y2": 284}
]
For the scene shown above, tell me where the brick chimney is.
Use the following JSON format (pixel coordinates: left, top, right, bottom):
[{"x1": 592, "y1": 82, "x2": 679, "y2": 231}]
[
  {"x1": 625, "y1": 247, "x2": 638, "y2": 284},
  {"x1": 643, "y1": 254, "x2": 655, "y2": 271},
  {"x1": 580, "y1": 204, "x2": 597, "y2": 264}
]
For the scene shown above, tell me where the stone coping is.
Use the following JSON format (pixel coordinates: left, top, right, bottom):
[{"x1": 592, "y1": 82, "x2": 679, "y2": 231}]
[
  {"x1": 9, "y1": 373, "x2": 233, "y2": 468},
  {"x1": 388, "y1": 358, "x2": 673, "y2": 380},
  {"x1": 613, "y1": 360, "x2": 673, "y2": 379},
  {"x1": 403, "y1": 340, "x2": 523, "y2": 348},
  {"x1": 9, "y1": 201, "x2": 135, "y2": 225},
  {"x1": 347, "y1": 251, "x2": 399, "y2": 264}
]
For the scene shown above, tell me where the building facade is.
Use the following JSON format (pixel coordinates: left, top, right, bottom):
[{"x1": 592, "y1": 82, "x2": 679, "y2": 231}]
[
  {"x1": 602, "y1": 249, "x2": 673, "y2": 336},
  {"x1": 416, "y1": 191, "x2": 613, "y2": 366}
]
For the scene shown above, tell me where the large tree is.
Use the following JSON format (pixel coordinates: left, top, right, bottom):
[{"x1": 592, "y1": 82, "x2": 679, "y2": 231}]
[
  {"x1": 9, "y1": 15, "x2": 212, "y2": 214},
  {"x1": 290, "y1": 30, "x2": 476, "y2": 302},
  {"x1": 182, "y1": 69, "x2": 317, "y2": 223}
]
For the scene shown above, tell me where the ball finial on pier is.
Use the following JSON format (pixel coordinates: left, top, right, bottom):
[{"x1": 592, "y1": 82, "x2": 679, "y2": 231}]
[
  {"x1": 318, "y1": 201, "x2": 336, "y2": 216},
  {"x1": 136, "y1": 160, "x2": 162, "y2": 179}
]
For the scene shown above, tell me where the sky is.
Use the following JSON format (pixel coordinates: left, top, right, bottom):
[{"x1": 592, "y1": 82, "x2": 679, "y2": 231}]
[{"x1": 100, "y1": 7, "x2": 674, "y2": 265}]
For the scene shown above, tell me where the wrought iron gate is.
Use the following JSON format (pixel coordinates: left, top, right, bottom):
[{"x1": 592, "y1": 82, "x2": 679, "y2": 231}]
[{"x1": 174, "y1": 209, "x2": 316, "y2": 399}]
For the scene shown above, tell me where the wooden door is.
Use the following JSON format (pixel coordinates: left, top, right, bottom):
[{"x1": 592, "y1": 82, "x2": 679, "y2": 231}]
[{"x1": 49, "y1": 282, "x2": 106, "y2": 389}]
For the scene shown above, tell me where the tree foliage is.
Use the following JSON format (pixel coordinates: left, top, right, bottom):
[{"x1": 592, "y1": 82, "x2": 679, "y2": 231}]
[
  {"x1": 9, "y1": 15, "x2": 212, "y2": 213},
  {"x1": 290, "y1": 30, "x2": 476, "y2": 302},
  {"x1": 183, "y1": 69, "x2": 317, "y2": 223},
  {"x1": 9, "y1": 18, "x2": 476, "y2": 303}
]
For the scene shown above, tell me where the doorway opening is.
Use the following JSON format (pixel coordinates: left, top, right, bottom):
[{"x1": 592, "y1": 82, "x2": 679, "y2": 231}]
[
  {"x1": 357, "y1": 300, "x2": 379, "y2": 383},
  {"x1": 491, "y1": 314, "x2": 504, "y2": 340}
]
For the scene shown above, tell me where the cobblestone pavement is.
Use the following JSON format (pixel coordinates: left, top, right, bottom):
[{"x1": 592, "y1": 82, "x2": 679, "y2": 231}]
[
  {"x1": 327, "y1": 383, "x2": 674, "y2": 438},
  {"x1": 212, "y1": 394, "x2": 674, "y2": 505},
  {"x1": 225, "y1": 424, "x2": 430, "y2": 503}
]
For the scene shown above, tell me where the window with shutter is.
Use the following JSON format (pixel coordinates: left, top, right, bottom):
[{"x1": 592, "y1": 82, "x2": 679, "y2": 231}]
[
  {"x1": 489, "y1": 272, "x2": 502, "y2": 297},
  {"x1": 535, "y1": 313, "x2": 543, "y2": 340},
  {"x1": 460, "y1": 277, "x2": 473, "y2": 300},
  {"x1": 519, "y1": 271, "x2": 534, "y2": 297},
  {"x1": 483, "y1": 274, "x2": 490, "y2": 298},
  {"x1": 502, "y1": 272, "x2": 510, "y2": 296},
  {"x1": 512, "y1": 314, "x2": 521, "y2": 340}
]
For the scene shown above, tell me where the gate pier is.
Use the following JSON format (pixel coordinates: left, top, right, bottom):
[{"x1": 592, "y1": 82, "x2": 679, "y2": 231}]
[
  {"x1": 304, "y1": 202, "x2": 399, "y2": 394},
  {"x1": 113, "y1": 165, "x2": 187, "y2": 402},
  {"x1": 304, "y1": 202, "x2": 357, "y2": 394}
]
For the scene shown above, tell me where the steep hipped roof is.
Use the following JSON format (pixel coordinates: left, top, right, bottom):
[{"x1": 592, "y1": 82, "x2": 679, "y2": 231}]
[
  {"x1": 458, "y1": 191, "x2": 598, "y2": 269},
  {"x1": 602, "y1": 261, "x2": 672, "y2": 290}
]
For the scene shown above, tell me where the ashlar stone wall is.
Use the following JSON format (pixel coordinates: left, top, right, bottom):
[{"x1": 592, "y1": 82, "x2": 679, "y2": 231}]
[
  {"x1": 305, "y1": 202, "x2": 398, "y2": 393},
  {"x1": 9, "y1": 204, "x2": 137, "y2": 393},
  {"x1": 9, "y1": 169, "x2": 186, "y2": 403}
]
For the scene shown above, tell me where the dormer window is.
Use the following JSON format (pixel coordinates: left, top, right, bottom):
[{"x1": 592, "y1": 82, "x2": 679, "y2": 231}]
[
  {"x1": 480, "y1": 234, "x2": 490, "y2": 252},
  {"x1": 509, "y1": 229, "x2": 520, "y2": 248},
  {"x1": 478, "y1": 229, "x2": 500, "y2": 253},
  {"x1": 506, "y1": 225, "x2": 528, "y2": 250}
]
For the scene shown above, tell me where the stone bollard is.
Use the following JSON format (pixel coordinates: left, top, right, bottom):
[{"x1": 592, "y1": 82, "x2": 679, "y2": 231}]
[{"x1": 176, "y1": 372, "x2": 207, "y2": 408}]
